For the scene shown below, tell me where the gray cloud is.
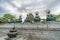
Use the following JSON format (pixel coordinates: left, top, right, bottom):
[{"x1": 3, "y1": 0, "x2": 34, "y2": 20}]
[{"x1": 0, "y1": 0, "x2": 60, "y2": 18}]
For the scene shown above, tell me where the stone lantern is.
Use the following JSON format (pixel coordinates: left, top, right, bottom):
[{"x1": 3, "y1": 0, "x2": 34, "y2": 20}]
[{"x1": 7, "y1": 26, "x2": 18, "y2": 38}]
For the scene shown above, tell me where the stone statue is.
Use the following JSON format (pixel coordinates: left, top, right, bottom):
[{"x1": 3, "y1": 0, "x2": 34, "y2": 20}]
[
  {"x1": 34, "y1": 12, "x2": 41, "y2": 22},
  {"x1": 25, "y1": 14, "x2": 30, "y2": 22},
  {"x1": 46, "y1": 10, "x2": 56, "y2": 21},
  {"x1": 25, "y1": 13, "x2": 34, "y2": 23}
]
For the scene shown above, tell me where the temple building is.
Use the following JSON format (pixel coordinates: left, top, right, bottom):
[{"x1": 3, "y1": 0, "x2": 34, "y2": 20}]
[
  {"x1": 46, "y1": 10, "x2": 56, "y2": 21},
  {"x1": 34, "y1": 12, "x2": 41, "y2": 22}
]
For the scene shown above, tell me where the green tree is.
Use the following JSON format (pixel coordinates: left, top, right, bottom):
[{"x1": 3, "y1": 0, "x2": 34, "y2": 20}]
[
  {"x1": 55, "y1": 14, "x2": 60, "y2": 18},
  {"x1": 28, "y1": 13, "x2": 34, "y2": 23},
  {"x1": 55, "y1": 14, "x2": 60, "y2": 21},
  {"x1": 41, "y1": 19, "x2": 46, "y2": 24},
  {"x1": 3, "y1": 14, "x2": 15, "y2": 23},
  {"x1": 3, "y1": 14, "x2": 15, "y2": 19}
]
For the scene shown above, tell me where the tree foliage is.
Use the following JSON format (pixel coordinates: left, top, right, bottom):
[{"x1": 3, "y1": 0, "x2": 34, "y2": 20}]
[
  {"x1": 3, "y1": 14, "x2": 15, "y2": 20},
  {"x1": 55, "y1": 14, "x2": 60, "y2": 18},
  {"x1": 28, "y1": 13, "x2": 34, "y2": 23},
  {"x1": 2, "y1": 14, "x2": 15, "y2": 23}
]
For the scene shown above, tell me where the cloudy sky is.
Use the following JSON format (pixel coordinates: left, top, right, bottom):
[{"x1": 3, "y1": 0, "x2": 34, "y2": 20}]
[{"x1": 0, "y1": 0, "x2": 60, "y2": 19}]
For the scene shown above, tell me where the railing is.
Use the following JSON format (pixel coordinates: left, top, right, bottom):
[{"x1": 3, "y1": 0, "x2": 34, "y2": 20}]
[{"x1": 0, "y1": 22, "x2": 60, "y2": 31}]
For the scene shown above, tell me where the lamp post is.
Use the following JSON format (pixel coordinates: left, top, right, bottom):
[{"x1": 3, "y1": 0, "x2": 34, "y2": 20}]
[
  {"x1": 46, "y1": 9, "x2": 50, "y2": 28},
  {"x1": 19, "y1": 15, "x2": 22, "y2": 23}
]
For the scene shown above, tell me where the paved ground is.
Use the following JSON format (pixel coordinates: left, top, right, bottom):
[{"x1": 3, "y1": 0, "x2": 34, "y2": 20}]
[
  {"x1": 0, "y1": 21, "x2": 60, "y2": 40},
  {"x1": 0, "y1": 29, "x2": 60, "y2": 40}
]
